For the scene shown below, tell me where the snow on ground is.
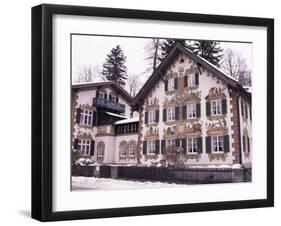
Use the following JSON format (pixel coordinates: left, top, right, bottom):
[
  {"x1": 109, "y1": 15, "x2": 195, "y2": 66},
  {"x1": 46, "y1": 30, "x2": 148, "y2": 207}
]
[{"x1": 72, "y1": 177, "x2": 185, "y2": 191}]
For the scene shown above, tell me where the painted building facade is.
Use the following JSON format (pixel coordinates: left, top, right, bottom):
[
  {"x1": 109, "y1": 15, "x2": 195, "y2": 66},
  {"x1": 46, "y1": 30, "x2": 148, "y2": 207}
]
[{"x1": 72, "y1": 44, "x2": 252, "y2": 168}]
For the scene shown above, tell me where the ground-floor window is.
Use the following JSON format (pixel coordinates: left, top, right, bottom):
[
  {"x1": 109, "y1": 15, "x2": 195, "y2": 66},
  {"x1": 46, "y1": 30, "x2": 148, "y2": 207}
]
[
  {"x1": 166, "y1": 139, "x2": 176, "y2": 148},
  {"x1": 187, "y1": 138, "x2": 198, "y2": 153},
  {"x1": 129, "y1": 144, "x2": 136, "y2": 156},
  {"x1": 212, "y1": 136, "x2": 224, "y2": 153},
  {"x1": 97, "y1": 141, "x2": 105, "y2": 157},
  {"x1": 120, "y1": 142, "x2": 127, "y2": 157},
  {"x1": 78, "y1": 139, "x2": 91, "y2": 155},
  {"x1": 147, "y1": 140, "x2": 156, "y2": 154}
]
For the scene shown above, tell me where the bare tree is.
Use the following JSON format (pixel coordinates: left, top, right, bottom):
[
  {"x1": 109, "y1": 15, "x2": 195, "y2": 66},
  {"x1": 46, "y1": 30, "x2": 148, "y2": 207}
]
[
  {"x1": 144, "y1": 38, "x2": 162, "y2": 73},
  {"x1": 221, "y1": 48, "x2": 252, "y2": 86},
  {"x1": 74, "y1": 64, "x2": 105, "y2": 83},
  {"x1": 127, "y1": 74, "x2": 142, "y2": 97}
]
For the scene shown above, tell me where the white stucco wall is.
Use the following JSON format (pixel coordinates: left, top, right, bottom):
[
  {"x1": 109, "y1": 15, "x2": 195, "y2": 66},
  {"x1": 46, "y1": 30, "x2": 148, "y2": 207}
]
[
  {"x1": 140, "y1": 53, "x2": 234, "y2": 166},
  {"x1": 114, "y1": 134, "x2": 138, "y2": 164}
]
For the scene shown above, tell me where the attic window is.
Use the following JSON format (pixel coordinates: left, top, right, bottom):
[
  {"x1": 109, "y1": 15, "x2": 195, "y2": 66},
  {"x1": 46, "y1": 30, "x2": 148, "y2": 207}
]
[{"x1": 180, "y1": 58, "x2": 185, "y2": 63}]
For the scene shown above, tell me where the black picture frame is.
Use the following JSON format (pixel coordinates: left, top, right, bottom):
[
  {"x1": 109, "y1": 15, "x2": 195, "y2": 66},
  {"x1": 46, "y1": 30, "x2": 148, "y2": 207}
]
[{"x1": 32, "y1": 4, "x2": 274, "y2": 222}]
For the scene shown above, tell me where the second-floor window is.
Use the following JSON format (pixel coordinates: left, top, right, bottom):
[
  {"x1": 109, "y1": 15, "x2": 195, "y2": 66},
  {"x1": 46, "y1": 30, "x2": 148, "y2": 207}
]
[
  {"x1": 80, "y1": 109, "x2": 93, "y2": 125},
  {"x1": 98, "y1": 91, "x2": 105, "y2": 99},
  {"x1": 211, "y1": 99, "x2": 222, "y2": 115},
  {"x1": 167, "y1": 107, "x2": 176, "y2": 121},
  {"x1": 187, "y1": 104, "x2": 196, "y2": 118},
  {"x1": 148, "y1": 111, "x2": 156, "y2": 124},
  {"x1": 147, "y1": 140, "x2": 156, "y2": 154}
]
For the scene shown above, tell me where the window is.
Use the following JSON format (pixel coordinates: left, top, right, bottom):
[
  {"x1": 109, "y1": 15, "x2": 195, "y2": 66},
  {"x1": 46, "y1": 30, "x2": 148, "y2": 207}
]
[
  {"x1": 98, "y1": 91, "x2": 105, "y2": 99},
  {"x1": 148, "y1": 111, "x2": 156, "y2": 124},
  {"x1": 166, "y1": 139, "x2": 176, "y2": 148},
  {"x1": 97, "y1": 142, "x2": 105, "y2": 157},
  {"x1": 111, "y1": 95, "x2": 116, "y2": 103},
  {"x1": 188, "y1": 74, "x2": 196, "y2": 86},
  {"x1": 129, "y1": 145, "x2": 136, "y2": 156},
  {"x1": 211, "y1": 99, "x2": 222, "y2": 115},
  {"x1": 120, "y1": 145, "x2": 127, "y2": 156},
  {"x1": 147, "y1": 140, "x2": 156, "y2": 154},
  {"x1": 80, "y1": 109, "x2": 93, "y2": 126},
  {"x1": 187, "y1": 138, "x2": 198, "y2": 153},
  {"x1": 212, "y1": 136, "x2": 224, "y2": 153},
  {"x1": 187, "y1": 104, "x2": 196, "y2": 118},
  {"x1": 167, "y1": 107, "x2": 176, "y2": 121},
  {"x1": 78, "y1": 139, "x2": 91, "y2": 155},
  {"x1": 168, "y1": 79, "x2": 174, "y2": 91}
]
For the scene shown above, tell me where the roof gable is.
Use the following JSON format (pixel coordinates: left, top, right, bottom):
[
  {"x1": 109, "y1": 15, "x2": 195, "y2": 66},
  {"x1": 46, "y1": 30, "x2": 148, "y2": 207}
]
[
  {"x1": 72, "y1": 81, "x2": 133, "y2": 103},
  {"x1": 132, "y1": 43, "x2": 250, "y2": 107}
]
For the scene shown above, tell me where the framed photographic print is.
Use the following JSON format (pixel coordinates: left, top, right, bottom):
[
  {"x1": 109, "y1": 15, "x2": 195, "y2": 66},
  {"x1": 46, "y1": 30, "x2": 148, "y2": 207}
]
[{"x1": 31, "y1": 4, "x2": 274, "y2": 222}]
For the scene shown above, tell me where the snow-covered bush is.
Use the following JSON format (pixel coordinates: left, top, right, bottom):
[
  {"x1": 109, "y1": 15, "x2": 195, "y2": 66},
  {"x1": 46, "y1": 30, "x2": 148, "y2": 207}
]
[{"x1": 74, "y1": 158, "x2": 94, "y2": 166}]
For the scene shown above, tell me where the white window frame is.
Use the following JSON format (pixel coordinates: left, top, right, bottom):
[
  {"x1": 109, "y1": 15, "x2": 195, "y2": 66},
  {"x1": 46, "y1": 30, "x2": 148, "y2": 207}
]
[
  {"x1": 147, "y1": 140, "x2": 156, "y2": 155},
  {"x1": 129, "y1": 144, "x2": 136, "y2": 157},
  {"x1": 211, "y1": 136, "x2": 224, "y2": 153},
  {"x1": 78, "y1": 139, "x2": 91, "y2": 155},
  {"x1": 120, "y1": 144, "x2": 127, "y2": 157},
  {"x1": 80, "y1": 109, "x2": 93, "y2": 126},
  {"x1": 187, "y1": 138, "x2": 198, "y2": 153},
  {"x1": 148, "y1": 110, "x2": 156, "y2": 124},
  {"x1": 167, "y1": 107, "x2": 176, "y2": 121},
  {"x1": 187, "y1": 103, "x2": 196, "y2": 119},
  {"x1": 166, "y1": 139, "x2": 176, "y2": 148},
  {"x1": 167, "y1": 79, "x2": 175, "y2": 91},
  {"x1": 211, "y1": 99, "x2": 222, "y2": 115},
  {"x1": 97, "y1": 143, "x2": 105, "y2": 157},
  {"x1": 188, "y1": 74, "x2": 196, "y2": 86}
]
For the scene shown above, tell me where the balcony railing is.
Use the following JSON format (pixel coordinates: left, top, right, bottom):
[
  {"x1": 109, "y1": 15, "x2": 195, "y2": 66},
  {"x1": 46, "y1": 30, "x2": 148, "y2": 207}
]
[{"x1": 92, "y1": 97, "x2": 125, "y2": 113}]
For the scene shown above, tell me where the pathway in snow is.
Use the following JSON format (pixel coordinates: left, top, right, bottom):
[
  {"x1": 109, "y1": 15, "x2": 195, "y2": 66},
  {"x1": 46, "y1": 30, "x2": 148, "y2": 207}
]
[{"x1": 72, "y1": 176, "x2": 186, "y2": 191}]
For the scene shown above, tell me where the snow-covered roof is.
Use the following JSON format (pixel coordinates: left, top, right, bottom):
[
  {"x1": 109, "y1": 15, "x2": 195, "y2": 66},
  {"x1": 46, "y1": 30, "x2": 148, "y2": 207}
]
[
  {"x1": 114, "y1": 117, "x2": 139, "y2": 125},
  {"x1": 106, "y1": 112, "x2": 128, "y2": 119},
  {"x1": 243, "y1": 86, "x2": 252, "y2": 93}
]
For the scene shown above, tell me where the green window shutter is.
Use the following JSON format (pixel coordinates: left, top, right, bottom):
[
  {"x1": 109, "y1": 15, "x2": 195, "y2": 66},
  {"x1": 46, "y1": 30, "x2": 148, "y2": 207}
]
[
  {"x1": 116, "y1": 96, "x2": 119, "y2": 103},
  {"x1": 197, "y1": 137, "x2": 202, "y2": 154},
  {"x1": 156, "y1": 110, "x2": 159, "y2": 123},
  {"x1": 175, "y1": 106, "x2": 180, "y2": 120},
  {"x1": 104, "y1": 93, "x2": 107, "y2": 100},
  {"x1": 161, "y1": 140, "x2": 166, "y2": 154},
  {"x1": 96, "y1": 90, "x2": 99, "y2": 98},
  {"x1": 182, "y1": 105, "x2": 187, "y2": 120},
  {"x1": 181, "y1": 139, "x2": 187, "y2": 154},
  {"x1": 195, "y1": 73, "x2": 199, "y2": 85},
  {"x1": 223, "y1": 135, "x2": 230, "y2": 153},
  {"x1": 243, "y1": 136, "x2": 246, "y2": 152},
  {"x1": 206, "y1": 101, "x2": 211, "y2": 116},
  {"x1": 90, "y1": 140, "x2": 95, "y2": 156},
  {"x1": 143, "y1": 140, "x2": 147, "y2": 155},
  {"x1": 174, "y1": 78, "x2": 178, "y2": 89},
  {"x1": 184, "y1": 76, "x2": 188, "y2": 87},
  {"x1": 145, "y1": 111, "x2": 148, "y2": 124},
  {"x1": 155, "y1": 140, "x2": 160, "y2": 154},
  {"x1": 249, "y1": 107, "x2": 252, "y2": 121},
  {"x1": 76, "y1": 108, "x2": 81, "y2": 123},
  {"x1": 176, "y1": 139, "x2": 181, "y2": 148},
  {"x1": 245, "y1": 105, "x2": 248, "y2": 119},
  {"x1": 163, "y1": 108, "x2": 167, "y2": 122},
  {"x1": 92, "y1": 111, "x2": 97, "y2": 126},
  {"x1": 241, "y1": 102, "x2": 244, "y2": 116},
  {"x1": 247, "y1": 137, "x2": 250, "y2": 152},
  {"x1": 196, "y1": 103, "x2": 201, "y2": 118},
  {"x1": 206, "y1": 136, "x2": 212, "y2": 153},
  {"x1": 222, "y1": 99, "x2": 227, "y2": 114},
  {"x1": 164, "y1": 80, "x2": 168, "y2": 91},
  {"x1": 73, "y1": 139, "x2": 79, "y2": 150}
]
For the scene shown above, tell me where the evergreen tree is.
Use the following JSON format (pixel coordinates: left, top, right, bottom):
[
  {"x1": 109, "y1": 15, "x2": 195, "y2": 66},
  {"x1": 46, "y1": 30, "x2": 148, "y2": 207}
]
[
  {"x1": 102, "y1": 45, "x2": 127, "y2": 87},
  {"x1": 159, "y1": 39, "x2": 187, "y2": 61},
  {"x1": 186, "y1": 40, "x2": 223, "y2": 66}
]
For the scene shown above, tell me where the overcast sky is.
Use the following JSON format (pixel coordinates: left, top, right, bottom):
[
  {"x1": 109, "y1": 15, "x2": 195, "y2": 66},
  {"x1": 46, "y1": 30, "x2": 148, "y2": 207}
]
[{"x1": 71, "y1": 35, "x2": 252, "y2": 86}]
